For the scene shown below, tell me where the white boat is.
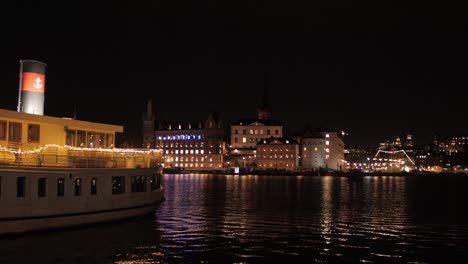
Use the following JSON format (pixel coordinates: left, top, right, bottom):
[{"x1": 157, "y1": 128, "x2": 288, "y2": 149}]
[{"x1": 0, "y1": 108, "x2": 165, "y2": 236}]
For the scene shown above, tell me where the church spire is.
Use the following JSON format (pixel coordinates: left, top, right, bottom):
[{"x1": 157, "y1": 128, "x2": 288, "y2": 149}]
[
  {"x1": 143, "y1": 97, "x2": 155, "y2": 148},
  {"x1": 262, "y1": 73, "x2": 269, "y2": 110},
  {"x1": 144, "y1": 97, "x2": 154, "y2": 121},
  {"x1": 257, "y1": 72, "x2": 272, "y2": 120}
]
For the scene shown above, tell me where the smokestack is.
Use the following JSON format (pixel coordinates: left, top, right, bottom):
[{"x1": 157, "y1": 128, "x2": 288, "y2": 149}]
[{"x1": 17, "y1": 59, "x2": 47, "y2": 115}]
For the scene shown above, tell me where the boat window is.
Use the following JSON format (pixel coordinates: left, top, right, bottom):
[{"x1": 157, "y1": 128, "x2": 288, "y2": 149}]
[
  {"x1": 106, "y1": 133, "x2": 114, "y2": 148},
  {"x1": 150, "y1": 174, "x2": 160, "y2": 190},
  {"x1": 91, "y1": 178, "x2": 97, "y2": 195},
  {"x1": 9, "y1": 122, "x2": 22, "y2": 143},
  {"x1": 27, "y1": 123, "x2": 40, "y2": 142},
  {"x1": 131, "y1": 175, "x2": 147, "y2": 192},
  {"x1": 38, "y1": 178, "x2": 46, "y2": 197},
  {"x1": 66, "y1": 130, "x2": 76, "y2": 146},
  {"x1": 75, "y1": 178, "x2": 82, "y2": 196},
  {"x1": 95, "y1": 133, "x2": 105, "y2": 148},
  {"x1": 0, "y1": 120, "x2": 6, "y2": 140},
  {"x1": 88, "y1": 132, "x2": 96, "y2": 148},
  {"x1": 77, "y1": 130, "x2": 86, "y2": 147},
  {"x1": 17, "y1": 177, "x2": 26, "y2": 197},
  {"x1": 57, "y1": 178, "x2": 65, "y2": 196},
  {"x1": 112, "y1": 176, "x2": 125, "y2": 194}
]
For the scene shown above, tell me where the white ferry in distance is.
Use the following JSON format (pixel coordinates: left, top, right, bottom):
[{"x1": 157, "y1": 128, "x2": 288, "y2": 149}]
[{"x1": 0, "y1": 60, "x2": 165, "y2": 236}]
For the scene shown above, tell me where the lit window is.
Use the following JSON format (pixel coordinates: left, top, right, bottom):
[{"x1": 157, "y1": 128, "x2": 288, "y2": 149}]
[
  {"x1": 75, "y1": 178, "x2": 82, "y2": 196},
  {"x1": 91, "y1": 178, "x2": 97, "y2": 195},
  {"x1": 326, "y1": 141, "x2": 329, "y2": 145}
]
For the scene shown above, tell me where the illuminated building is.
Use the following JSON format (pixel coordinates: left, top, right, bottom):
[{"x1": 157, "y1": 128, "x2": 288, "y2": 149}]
[
  {"x1": 256, "y1": 137, "x2": 299, "y2": 170},
  {"x1": 143, "y1": 100, "x2": 225, "y2": 170},
  {"x1": 296, "y1": 128, "x2": 345, "y2": 171},
  {"x1": 228, "y1": 80, "x2": 283, "y2": 167},
  {"x1": 433, "y1": 132, "x2": 468, "y2": 154}
]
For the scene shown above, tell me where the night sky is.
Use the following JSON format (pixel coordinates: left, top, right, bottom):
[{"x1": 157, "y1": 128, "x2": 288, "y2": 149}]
[{"x1": 0, "y1": 1, "x2": 466, "y2": 147}]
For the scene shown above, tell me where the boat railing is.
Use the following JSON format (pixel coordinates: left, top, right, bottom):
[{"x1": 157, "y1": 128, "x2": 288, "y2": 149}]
[{"x1": 0, "y1": 143, "x2": 162, "y2": 169}]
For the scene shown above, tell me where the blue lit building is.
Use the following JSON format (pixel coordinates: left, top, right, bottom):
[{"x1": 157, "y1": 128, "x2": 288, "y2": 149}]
[{"x1": 143, "y1": 99, "x2": 226, "y2": 170}]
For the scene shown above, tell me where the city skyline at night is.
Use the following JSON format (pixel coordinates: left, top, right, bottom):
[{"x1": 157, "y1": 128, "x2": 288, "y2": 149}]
[{"x1": 0, "y1": 1, "x2": 465, "y2": 146}]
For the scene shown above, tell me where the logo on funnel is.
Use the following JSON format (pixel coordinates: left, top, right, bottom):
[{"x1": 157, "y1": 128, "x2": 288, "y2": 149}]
[
  {"x1": 33, "y1": 77, "x2": 43, "y2": 89},
  {"x1": 22, "y1": 72, "x2": 45, "y2": 93}
]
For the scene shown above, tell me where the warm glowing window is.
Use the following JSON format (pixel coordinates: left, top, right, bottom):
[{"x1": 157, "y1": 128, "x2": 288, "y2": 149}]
[
  {"x1": 326, "y1": 141, "x2": 329, "y2": 145},
  {"x1": 66, "y1": 130, "x2": 76, "y2": 146},
  {"x1": 91, "y1": 178, "x2": 97, "y2": 195},
  {"x1": 9, "y1": 122, "x2": 22, "y2": 142},
  {"x1": 0, "y1": 120, "x2": 6, "y2": 140},
  {"x1": 95, "y1": 133, "x2": 105, "y2": 148},
  {"x1": 88, "y1": 132, "x2": 96, "y2": 148},
  {"x1": 106, "y1": 134, "x2": 114, "y2": 148},
  {"x1": 242, "y1": 137, "x2": 247, "y2": 143},
  {"x1": 75, "y1": 178, "x2": 82, "y2": 196},
  {"x1": 326, "y1": 134, "x2": 330, "y2": 138},
  {"x1": 77, "y1": 130, "x2": 86, "y2": 147}
]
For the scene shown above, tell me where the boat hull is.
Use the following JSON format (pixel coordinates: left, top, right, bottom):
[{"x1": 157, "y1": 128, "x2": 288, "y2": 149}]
[{"x1": 0, "y1": 166, "x2": 165, "y2": 236}]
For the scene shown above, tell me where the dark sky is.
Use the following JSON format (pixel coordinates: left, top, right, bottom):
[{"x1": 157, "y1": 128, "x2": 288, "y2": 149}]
[{"x1": 0, "y1": 1, "x2": 466, "y2": 147}]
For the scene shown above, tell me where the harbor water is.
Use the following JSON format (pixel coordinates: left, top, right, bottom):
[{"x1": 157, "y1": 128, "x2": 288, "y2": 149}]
[{"x1": 1, "y1": 173, "x2": 468, "y2": 263}]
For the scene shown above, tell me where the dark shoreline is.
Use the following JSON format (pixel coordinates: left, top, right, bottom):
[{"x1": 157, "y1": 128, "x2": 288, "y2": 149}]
[{"x1": 163, "y1": 168, "x2": 468, "y2": 177}]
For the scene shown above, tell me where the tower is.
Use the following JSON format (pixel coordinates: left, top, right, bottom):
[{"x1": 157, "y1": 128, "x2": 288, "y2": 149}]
[
  {"x1": 257, "y1": 73, "x2": 272, "y2": 120},
  {"x1": 142, "y1": 97, "x2": 155, "y2": 148}
]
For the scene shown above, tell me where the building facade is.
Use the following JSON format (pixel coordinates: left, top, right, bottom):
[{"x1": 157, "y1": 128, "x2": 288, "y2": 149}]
[
  {"x1": 256, "y1": 137, "x2": 299, "y2": 170},
  {"x1": 297, "y1": 129, "x2": 345, "y2": 171},
  {"x1": 142, "y1": 100, "x2": 226, "y2": 171}
]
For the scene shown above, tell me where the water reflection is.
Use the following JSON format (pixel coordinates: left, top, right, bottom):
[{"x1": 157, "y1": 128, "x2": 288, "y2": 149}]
[
  {"x1": 0, "y1": 214, "x2": 161, "y2": 264},
  {"x1": 2, "y1": 174, "x2": 468, "y2": 263}
]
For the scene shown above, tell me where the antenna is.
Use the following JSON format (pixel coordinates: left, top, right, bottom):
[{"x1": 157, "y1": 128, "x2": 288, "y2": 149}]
[{"x1": 73, "y1": 104, "x2": 77, "y2": 119}]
